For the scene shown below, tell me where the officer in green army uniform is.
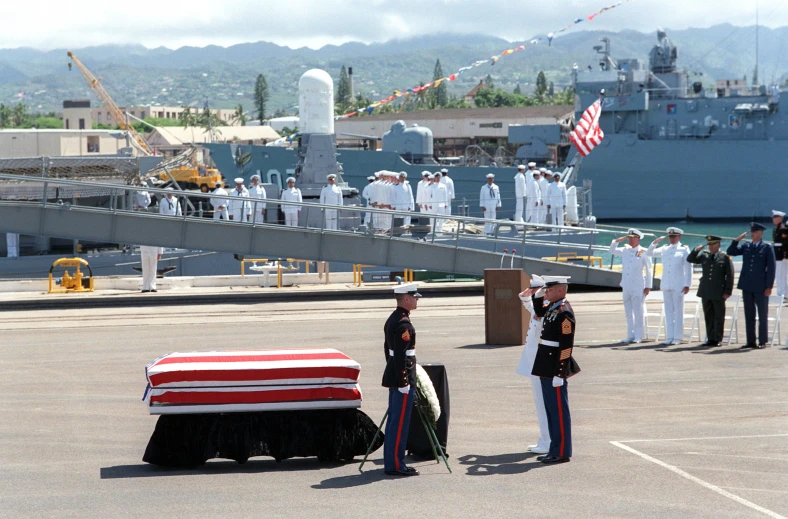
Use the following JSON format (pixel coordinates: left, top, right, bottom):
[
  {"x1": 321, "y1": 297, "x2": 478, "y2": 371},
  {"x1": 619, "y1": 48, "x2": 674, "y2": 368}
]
[{"x1": 687, "y1": 236, "x2": 735, "y2": 346}]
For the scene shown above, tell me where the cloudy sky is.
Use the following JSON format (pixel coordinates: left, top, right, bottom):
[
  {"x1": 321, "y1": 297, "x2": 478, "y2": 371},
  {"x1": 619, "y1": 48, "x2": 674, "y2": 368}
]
[{"x1": 4, "y1": 0, "x2": 786, "y2": 50}]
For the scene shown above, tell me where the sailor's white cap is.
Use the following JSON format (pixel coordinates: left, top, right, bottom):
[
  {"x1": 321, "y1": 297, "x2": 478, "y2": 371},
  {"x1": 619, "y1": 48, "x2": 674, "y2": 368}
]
[
  {"x1": 393, "y1": 282, "x2": 421, "y2": 297},
  {"x1": 518, "y1": 164, "x2": 526, "y2": 170},
  {"x1": 529, "y1": 274, "x2": 545, "y2": 288},
  {"x1": 375, "y1": 172, "x2": 382, "y2": 178},
  {"x1": 234, "y1": 177, "x2": 244, "y2": 183},
  {"x1": 527, "y1": 162, "x2": 536, "y2": 167},
  {"x1": 215, "y1": 180, "x2": 223, "y2": 186},
  {"x1": 421, "y1": 171, "x2": 430, "y2": 177},
  {"x1": 539, "y1": 167, "x2": 547, "y2": 173},
  {"x1": 165, "y1": 187, "x2": 174, "y2": 191},
  {"x1": 425, "y1": 172, "x2": 434, "y2": 179},
  {"x1": 627, "y1": 228, "x2": 644, "y2": 239},
  {"x1": 543, "y1": 275, "x2": 571, "y2": 287},
  {"x1": 552, "y1": 171, "x2": 560, "y2": 177},
  {"x1": 327, "y1": 174, "x2": 337, "y2": 180},
  {"x1": 486, "y1": 173, "x2": 495, "y2": 179},
  {"x1": 666, "y1": 226, "x2": 684, "y2": 236},
  {"x1": 772, "y1": 210, "x2": 785, "y2": 217},
  {"x1": 434, "y1": 171, "x2": 442, "y2": 177},
  {"x1": 532, "y1": 169, "x2": 541, "y2": 175},
  {"x1": 250, "y1": 174, "x2": 260, "y2": 180},
  {"x1": 286, "y1": 176, "x2": 296, "y2": 183},
  {"x1": 440, "y1": 168, "x2": 448, "y2": 174},
  {"x1": 399, "y1": 171, "x2": 407, "y2": 178},
  {"x1": 367, "y1": 175, "x2": 375, "y2": 181}
]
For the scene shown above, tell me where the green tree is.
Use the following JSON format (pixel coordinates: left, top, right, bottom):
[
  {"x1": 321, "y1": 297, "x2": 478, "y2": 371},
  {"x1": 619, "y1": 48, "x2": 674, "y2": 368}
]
[
  {"x1": 335, "y1": 65, "x2": 350, "y2": 111},
  {"x1": 432, "y1": 59, "x2": 448, "y2": 108},
  {"x1": 178, "y1": 105, "x2": 197, "y2": 127},
  {"x1": 485, "y1": 73, "x2": 495, "y2": 89},
  {"x1": 232, "y1": 104, "x2": 248, "y2": 126},
  {"x1": 254, "y1": 73, "x2": 270, "y2": 123},
  {"x1": 0, "y1": 104, "x2": 11, "y2": 128},
  {"x1": 535, "y1": 71, "x2": 548, "y2": 102},
  {"x1": 513, "y1": 83, "x2": 522, "y2": 95},
  {"x1": 198, "y1": 106, "x2": 225, "y2": 130},
  {"x1": 548, "y1": 81, "x2": 555, "y2": 97},
  {"x1": 11, "y1": 103, "x2": 28, "y2": 127}
]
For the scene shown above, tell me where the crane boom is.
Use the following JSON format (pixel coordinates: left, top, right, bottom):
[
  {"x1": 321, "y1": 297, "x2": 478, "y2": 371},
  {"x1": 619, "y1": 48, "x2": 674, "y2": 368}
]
[{"x1": 67, "y1": 51, "x2": 153, "y2": 156}]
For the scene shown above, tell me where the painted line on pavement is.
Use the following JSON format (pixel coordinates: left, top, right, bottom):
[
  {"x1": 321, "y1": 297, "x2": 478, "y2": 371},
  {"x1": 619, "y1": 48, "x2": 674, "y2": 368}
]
[
  {"x1": 617, "y1": 433, "x2": 788, "y2": 443},
  {"x1": 610, "y1": 441, "x2": 787, "y2": 519}
]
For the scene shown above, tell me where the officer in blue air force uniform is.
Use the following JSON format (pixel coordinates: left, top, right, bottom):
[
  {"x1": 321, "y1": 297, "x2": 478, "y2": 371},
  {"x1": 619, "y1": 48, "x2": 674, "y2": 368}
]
[
  {"x1": 530, "y1": 276, "x2": 580, "y2": 464},
  {"x1": 727, "y1": 222, "x2": 776, "y2": 348},
  {"x1": 381, "y1": 282, "x2": 421, "y2": 477}
]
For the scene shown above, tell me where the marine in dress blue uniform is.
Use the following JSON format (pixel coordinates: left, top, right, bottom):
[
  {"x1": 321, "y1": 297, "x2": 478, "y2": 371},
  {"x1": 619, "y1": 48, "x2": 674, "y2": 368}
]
[
  {"x1": 531, "y1": 276, "x2": 580, "y2": 464},
  {"x1": 381, "y1": 283, "x2": 421, "y2": 476},
  {"x1": 727, "y1": 223, "x2": 776, "y2": 348}
]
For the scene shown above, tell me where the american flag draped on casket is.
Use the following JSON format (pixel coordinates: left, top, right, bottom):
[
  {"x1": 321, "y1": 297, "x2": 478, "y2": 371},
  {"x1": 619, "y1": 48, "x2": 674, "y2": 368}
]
[{"x1": 144, "y1": 348, "x2": 362, "y2": 415}]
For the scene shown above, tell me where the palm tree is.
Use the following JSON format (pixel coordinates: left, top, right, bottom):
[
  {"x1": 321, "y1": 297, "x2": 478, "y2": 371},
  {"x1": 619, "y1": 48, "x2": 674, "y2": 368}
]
[
  {"x1": 232, "y1": 104, "x2": 248, "y2": 126},
  {"x1": 178, "y1": 105, "x2": 197, "y2": 127},
  {"x1": 11, "y1": 103, "x2": 27, "y2": 127}
]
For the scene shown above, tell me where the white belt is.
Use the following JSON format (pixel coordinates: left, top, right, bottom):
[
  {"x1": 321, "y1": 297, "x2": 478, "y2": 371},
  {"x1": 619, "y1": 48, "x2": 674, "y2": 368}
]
[
  {"x1": 540, "y1": 339, "x2": 559, "y2": 347},
  {"x1": 389, "y1": 349, "x2": 416, "y2": 357}
]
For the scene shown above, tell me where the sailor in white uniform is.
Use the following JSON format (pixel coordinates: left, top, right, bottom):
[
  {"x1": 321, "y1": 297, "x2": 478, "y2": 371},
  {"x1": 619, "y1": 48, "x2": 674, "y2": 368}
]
[
  {"x1": 210, "y1": 181, "x2": 229, "y2": 220},
  {"x1": 647, "y1": 227, "x2": 692, "y2": 345},
  {"x1": 320, "y1": 173, "x2": 343, "y2": 230},
  {"x1": 159, "y1": 188, "x2": 182, "y2": 216},
  {"x1": 517, "y1": 274, "x2": 551, "y2": 455},
  {"x1": 228, "y1": 177, "x2": 251, "y2": 222},
  {"x1": 139, "y1": 244, "x2": 163, "y2": 293},
  {"x1": 439, "y1": 168, "x2": 455, "y2": 216},
  {"x1": 525, "y1": 169, "x2": 542, "y2": 225},
  {"x1": 513, "y1": 164, "x2": 527, "y2": 223},
  {"x1": 537, "y1": 168, "x2": 550, "y2": 225},
  {"x1": 247, "y1": 174, "x2": 267, "y2": 224},
  {"x1": 134, "y1": 190, "x2": 151, "y2": 211},
  {"x1": 431, "y1": 171, "x2": 449, "y2": 233},
  {"x1": 416, "y1": 171, "x2": 430, "y2": 214},
  {"x1": 546, "y1": 172, "x2": 567, "y2": 229},
  {"x1": 479, "y1": 173, "x2": 501, "y2": 235},
  {"x1": 280, "y1": 176, "x2": 302, "y2": 227},
  {"x1": 392, "y1": 172, "x2": 414, "y2": 226},
  {"x1": 362, "y1": 176, "x2": 375, "y2": 228},
  {"x1": 610, "y1": 229, "x2": 653, "y2": 343}
]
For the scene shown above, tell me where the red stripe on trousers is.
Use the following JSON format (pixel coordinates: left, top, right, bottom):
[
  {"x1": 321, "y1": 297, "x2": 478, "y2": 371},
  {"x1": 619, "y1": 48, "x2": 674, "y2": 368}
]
[
  {"x1": 150, "y1": 387, "x2": 360, "y2": 405},
  {"x1": 154, "y1": 352, "x2": 350, "y2": 365},
  {"x1": 149, "y1": 366, "x2": 360, "y2": 387},
  {"x1": 556, "y1": 386, "x2": 565, "y2": 457},
  {"x1": 394, "y1": 391, "x2": 409, "y2": 471}
]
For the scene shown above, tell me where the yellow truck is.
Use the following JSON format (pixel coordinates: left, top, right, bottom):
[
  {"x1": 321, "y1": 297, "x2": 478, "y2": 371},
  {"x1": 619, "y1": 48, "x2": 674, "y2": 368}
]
[{"x1": 158, "y1": 166, "x2": 224, "y2": 192}]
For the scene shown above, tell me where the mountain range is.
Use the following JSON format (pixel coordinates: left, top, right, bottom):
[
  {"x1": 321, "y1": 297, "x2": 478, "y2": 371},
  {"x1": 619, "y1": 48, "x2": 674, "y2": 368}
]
[{"x1": 1, "y1": 25, "x2": 786, "y2": 115}]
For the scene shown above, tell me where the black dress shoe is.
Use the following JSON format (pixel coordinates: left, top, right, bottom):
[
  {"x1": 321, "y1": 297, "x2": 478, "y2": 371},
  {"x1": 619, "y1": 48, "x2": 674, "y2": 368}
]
[
  {"x1": 540, "y1": 455, "x2": 570, "y2": 464},
  {"x1": 536, "y1": 455, "x2": 548, "y2": 461},
  {"x1": 741, "y1": 343, "x2": 757, "y2": 349},
  {"x1": 385, "y1": 468, "x2": 419, "y2": 477},
  {"x1": 141, "y1": 290, "x2": 151, "y2": 293},
  {"x1": 151, "y1": 289, "x2": 158, "y2": 293},
  {"x1": 701, "y1": 341, "x2": 714, "y2": 346},
  {"x1": 757, "y1": 343, "x2": 766, "y2": 349}
]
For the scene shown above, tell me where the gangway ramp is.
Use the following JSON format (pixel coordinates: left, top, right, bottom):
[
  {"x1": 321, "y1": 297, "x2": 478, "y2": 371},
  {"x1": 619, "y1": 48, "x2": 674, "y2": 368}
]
[{"x1": 0, "y1": 175, "x2": 621, "y2": 287}]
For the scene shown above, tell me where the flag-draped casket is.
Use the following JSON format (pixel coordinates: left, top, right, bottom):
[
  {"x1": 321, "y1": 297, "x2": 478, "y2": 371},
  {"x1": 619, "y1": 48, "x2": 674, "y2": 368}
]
[{"x1": 144, "y1": 348, "x2": 362, "y2": 414}]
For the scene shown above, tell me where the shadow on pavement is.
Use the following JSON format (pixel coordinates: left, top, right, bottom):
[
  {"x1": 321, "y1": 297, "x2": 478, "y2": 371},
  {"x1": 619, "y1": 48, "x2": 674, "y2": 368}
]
[
  {"x1": 312, "y1": 469, "x2": 390, "y2": 489},
  {"x1": 457, "y1": 452, "x2": 546, "y2": 476},
  {"x1": 101, "y1": 458, "x2": 346, "y2": 479},
  {"x1": 457, "y1": 343, "x2": 520, "y2": 350}
]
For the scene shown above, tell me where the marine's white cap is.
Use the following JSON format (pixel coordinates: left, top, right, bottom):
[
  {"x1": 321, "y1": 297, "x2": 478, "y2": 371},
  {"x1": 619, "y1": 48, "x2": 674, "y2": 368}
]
[
  {"x1": 486, "y1": 173, "x2": 495, "y2": 179},
  {"x1": 393, "y1": 282, "x2": 421, "y2": 297},
  {"x1": 399, "y1": 171, "x2": 407, "y2": 178},
  {"x1": 543, "y1": 275, "x2": 571, "y2": 286},
  {"x1": 529, "y1": 274, "x2": 545, "y2": 288},
  {"x1": 772, "y1": 210, "x2": 785, "y2": 217},
  {"x1": 440, "y1": 168, "x2": 448, "y2": 174},
  {"x1": 367, "y1": 175, "x2": 375, "y2": 181},
  {"x1": 327, "y1": 174, "x2": 337, "y2": 180},
  {"x1": 250, "y1": 174, "x2": 260, "y2": 180},
  {"x1": 527, "y1": 162, "x2": 536, "y2": 167},
  {"x1": 234, "y1": 177, "x2": 244, "y2": 184},
  {"x1": 666, "y1": 226, "x2": 684, "y2": 236},
  {"x1": 286, "y1": 176, "x2": 296, "y2": 183},
  {"x1": 518, "y1": 164, "x2": 526, "y2": 170},
  {"x1": 627, "y1": 228, "x2": 644, "y2": 239}
]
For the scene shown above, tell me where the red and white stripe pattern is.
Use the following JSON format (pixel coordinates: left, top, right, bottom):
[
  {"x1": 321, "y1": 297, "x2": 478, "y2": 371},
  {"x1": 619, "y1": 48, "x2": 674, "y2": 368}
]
[
  {"x1": 144, "y1": 348, "x2": 363, "y2": 415},
  {"x1": 569, "y1": 99, "x2": 604, "y2": 157}
]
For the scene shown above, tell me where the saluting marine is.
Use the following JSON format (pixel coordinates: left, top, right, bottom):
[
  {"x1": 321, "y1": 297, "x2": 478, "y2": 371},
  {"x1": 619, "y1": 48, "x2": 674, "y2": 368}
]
[
  {"x1": 687, "y1": 235, "x2": 734, "y2": 346},
  {"x1": 530, "y1": 276, "x2": 580, "y2": 464},
  {"x1": 381, "y1": 282, "x2": 422, "y2": 477}
]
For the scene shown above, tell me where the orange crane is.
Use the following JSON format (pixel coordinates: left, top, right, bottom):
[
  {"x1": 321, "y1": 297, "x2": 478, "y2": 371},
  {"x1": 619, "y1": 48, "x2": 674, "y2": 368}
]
[{"x1": 67, "y1": 51, "x2": 153, "y2": 156}]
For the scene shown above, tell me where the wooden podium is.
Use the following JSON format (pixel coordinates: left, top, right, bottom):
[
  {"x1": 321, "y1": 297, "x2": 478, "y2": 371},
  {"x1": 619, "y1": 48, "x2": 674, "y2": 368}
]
[{"x1": 484, "y1": 269, "x2": 530, "y2": 346}]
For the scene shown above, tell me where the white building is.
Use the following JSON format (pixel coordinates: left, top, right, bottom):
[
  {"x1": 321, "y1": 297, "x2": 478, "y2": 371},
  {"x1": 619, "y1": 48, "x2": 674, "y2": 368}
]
[{"x1": 0, "y1": 129, "x2": 125, "y2": 158}]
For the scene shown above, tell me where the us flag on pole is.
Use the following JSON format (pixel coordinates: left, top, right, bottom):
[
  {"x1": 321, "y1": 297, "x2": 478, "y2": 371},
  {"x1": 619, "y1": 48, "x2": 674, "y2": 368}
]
[{"x1": 569, "y1": 99, "x2": 604, "y2": 157}]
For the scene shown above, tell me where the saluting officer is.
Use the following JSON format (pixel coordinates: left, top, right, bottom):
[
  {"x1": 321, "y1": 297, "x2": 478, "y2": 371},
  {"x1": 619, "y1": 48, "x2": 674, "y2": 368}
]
[
  {"x1": 771, "y1": 210, "x2": 788, "y2": 297},
  {"x1": 687, "y1": 236, "x2": 734, "y2": 346},
  {"x1": 530, "y1": 276, "x2": 580, "y2": 464},
  {"x1": 728, "y1": 223, "x2": 776, "y2": 348},
  {"x1": 381, "y1": 282, "x2": 421, "y2": 477},
  {"x1": 647, "y1": 227, "x2": 692, "y2": 345},
  {"x1": 610, "y1": 229, "x2": 653, "y2": 343}
]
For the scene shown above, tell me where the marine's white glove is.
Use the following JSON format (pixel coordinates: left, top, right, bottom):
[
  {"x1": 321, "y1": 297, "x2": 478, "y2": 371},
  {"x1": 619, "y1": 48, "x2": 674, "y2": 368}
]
[
  {"x1": 398, "y1": 386, "x2": 410, "y2": 394},
  {"x1": 552, "y1": 376, "x2": 564, "y2": 388},
  {"x1": 535, "y1": 287, "x2": 546, "y2": 298}
]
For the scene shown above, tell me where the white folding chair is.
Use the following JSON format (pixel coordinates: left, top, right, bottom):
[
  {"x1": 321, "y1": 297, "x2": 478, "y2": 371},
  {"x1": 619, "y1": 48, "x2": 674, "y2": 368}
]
[
  {"x1": 723, "y1": 294, "x2": 741, "y2": 345},
  {"x1": 644, "y1": 291, "x2": 665, "y2": 341},
  {"x1": 767, "y1": 295, "x2": 784, "y2": 347},
  {"x1": 682, "y1": 294, "x2": 703, "y2": 343}
]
